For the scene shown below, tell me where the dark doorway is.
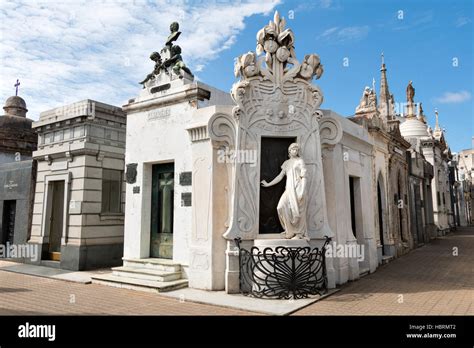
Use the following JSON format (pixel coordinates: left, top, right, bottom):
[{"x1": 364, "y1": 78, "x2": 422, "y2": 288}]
[
  {"x1": 150, "y1": 163, "x2": 175, "y2": 259},
  {"x1": 349, "y1": 177, "x2": 357, "y2": 238},
  {"x1": 377, "y1": 182, "x2": 385, "y2": 254},
  {"x1": 397, "y1": 174, "x2": 404, "y2": 241},
  {"x1": 414, "y1": 184, "x2": 424, "y2": 245},
  {"x1": 48, "y1": 181, "x2": 65, "y2": 261},
  {"x1": 2, "y1": 200, "x2": 16, "y2": 244},
  {"x1": 259, "y1": 137, "x2": 296, "y2": 234}
]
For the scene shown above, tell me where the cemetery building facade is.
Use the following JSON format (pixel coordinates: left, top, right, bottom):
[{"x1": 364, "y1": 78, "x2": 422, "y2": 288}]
[
  {"x1": 351, "y1": 58, "x2": 416, "y2": 261},
  {"x1": 93, "y1": 14, "x2": 389, "y2": 292},
  {"x1": 456, "y1": 148, "x2": 473, "y2": 225},
  {"x1": 29, "y1": 100, "x2": 126, "y2": 270},
  {"x1": 0, "y1": 95, "x2": 38, "y2": 253},
  {"x1": 398, "y1": 92, "x2": 437, "y2": 245},
  {"x1": 418, "y1": 111, "x2": 454, "y2": 235},
  {"x1": 9, "y1": 13, "x2": 463, "y2": 297}
]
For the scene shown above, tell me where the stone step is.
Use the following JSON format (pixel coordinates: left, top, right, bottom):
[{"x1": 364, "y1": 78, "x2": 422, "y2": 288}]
[
  {"x1": 359, "y1": 268, "x2": 370, "y2": 277},
  {"x1": 91, "y1": 274, "x2": 188, "y2": 293},
  {"x1": 112, "y1": 266, "x2": 182, "y2": 282},
  {"x1": 381, "y1": 255, "x2": 394, "y2": 265},
  {"x1": 40, "y1": 260, "x2": 61, "y2": 269},
  {"x1": 122, "y1": 258, "x2": 181, "y2": 272}
]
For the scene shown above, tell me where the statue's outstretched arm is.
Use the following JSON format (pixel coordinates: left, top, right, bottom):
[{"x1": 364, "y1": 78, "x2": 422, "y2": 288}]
[{"x1": 261, "y1": 170, "x2": 285, "y2": 187}]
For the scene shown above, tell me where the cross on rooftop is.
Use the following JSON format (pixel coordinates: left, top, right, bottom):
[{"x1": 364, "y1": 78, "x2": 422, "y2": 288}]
[{"x1": 14, "y1": 79, "x2": 20, "y2": 96}]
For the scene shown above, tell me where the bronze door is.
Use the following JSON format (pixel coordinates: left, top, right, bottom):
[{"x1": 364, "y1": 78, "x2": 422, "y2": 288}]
[{"x1": 150, "y1": 163, "x2": 175, "y2": 259}]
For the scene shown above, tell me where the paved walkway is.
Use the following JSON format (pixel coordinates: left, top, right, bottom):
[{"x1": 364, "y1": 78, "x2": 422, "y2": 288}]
[
  {"x1": 294, "y1": 226, "x2": 474, "y2": 315},
  {"x1": 0, "y1": 266, "x2": 252, "y2": 315},
  {"x1": 0, "y1": 227, "x2": 472, "y2": 315}
]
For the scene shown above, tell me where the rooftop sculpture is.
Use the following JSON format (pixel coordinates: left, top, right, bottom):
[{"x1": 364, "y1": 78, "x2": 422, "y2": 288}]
[{"x1": 139, "y1": 22, "x2": 193, "y2": 88}]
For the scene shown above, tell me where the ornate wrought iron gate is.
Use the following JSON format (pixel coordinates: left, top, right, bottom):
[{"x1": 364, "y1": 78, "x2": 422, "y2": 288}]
[{"x1": 235, "y1": 236, "x2": 331, "y2": 299}]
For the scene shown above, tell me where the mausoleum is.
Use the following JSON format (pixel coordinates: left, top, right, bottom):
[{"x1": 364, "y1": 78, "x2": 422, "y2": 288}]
[
  {"x1": 0, "y1": 93, "x2": 37, "y2": 252},
  {"x1": 29, "y1": 100, "x2": 126, "y2": 270},
  {"x1": 94, "y1": 13, "x2": 388, "y2": 294}
]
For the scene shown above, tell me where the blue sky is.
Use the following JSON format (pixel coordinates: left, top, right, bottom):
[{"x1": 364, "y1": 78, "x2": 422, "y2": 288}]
[{"x1": 1, "y1": 0, "x2": 472, "y2": 152}]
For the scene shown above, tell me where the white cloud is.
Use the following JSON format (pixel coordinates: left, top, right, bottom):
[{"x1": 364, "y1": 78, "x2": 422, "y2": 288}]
[
  {"x1": 455, "y1": 16, "x2": 471, "y2": 28},
  {"x1": 0, "y1": 0, "x2": 279, "y2": 120},
  {"x1": 295, "y1": 0, "x2": 341, "y2": 12},
  {"x1": 318, "y1": 0, "x2": 334, "y2": 9},
  {"x1": 393, "y1": 10, "x2": 434, "y2": 31},
  {"x1": 434, "y1": 91, "x2": 472, "y2": 104},
  {"x1": 318, "y1": 25, "x2": 369, "y2": 42}
]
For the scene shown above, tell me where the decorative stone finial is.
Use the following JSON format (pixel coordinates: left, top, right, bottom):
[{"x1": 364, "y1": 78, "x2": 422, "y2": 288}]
[
  {"x1": 406, "y1": 80, "x2": 415, "y2": 104},
  {"x1": 418, "y1": 102, "x2": 427, "y2": 123},
  {"x1": 234, "y1": 11, "x2": 323, "y2": 99},
  {"x1": 355, "y1": 84, "x2": 377, "y2": 114},
  {"x1": 435, "y1": 108, "x2": 440, "y2": 130}
]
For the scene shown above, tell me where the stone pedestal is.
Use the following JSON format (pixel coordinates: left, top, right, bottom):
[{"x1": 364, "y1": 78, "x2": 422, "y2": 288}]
[{"x1": 253, "y1": 238, "x2": 310, "y2": 249}]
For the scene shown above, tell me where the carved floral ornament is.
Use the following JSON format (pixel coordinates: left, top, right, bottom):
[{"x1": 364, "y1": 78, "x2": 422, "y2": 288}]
[
  {"x1": 233, "y1": 11, "x2": 324, "y2": 109},
  {"x1": 209, "y1": 11, "x2": 339, "y2": 241}
]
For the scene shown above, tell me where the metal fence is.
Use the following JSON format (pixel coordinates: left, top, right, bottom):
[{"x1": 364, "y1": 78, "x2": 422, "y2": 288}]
[{"x1": 235, "y1": 236, "x2": 331, "y2": 299}]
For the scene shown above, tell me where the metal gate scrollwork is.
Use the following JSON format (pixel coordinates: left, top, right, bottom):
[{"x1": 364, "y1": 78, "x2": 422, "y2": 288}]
[{"x1": 235, "y1": 236, "x2": 331, "y2": 299}]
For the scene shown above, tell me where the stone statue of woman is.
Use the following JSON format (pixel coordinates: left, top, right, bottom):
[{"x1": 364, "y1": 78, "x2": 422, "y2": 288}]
[{"x1": 261, "y1": 143, "x2": 308, "y2": 240}]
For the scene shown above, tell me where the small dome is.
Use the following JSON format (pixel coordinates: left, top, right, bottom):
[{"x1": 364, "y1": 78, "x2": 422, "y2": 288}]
[
  {"x1": 5, "y1": 96, "x2": 27, "y2": 109},
  {"x1": 400, "y1": 116, "x2": 429, "y2": 139},
  {"x1": 3, "y1": 95, "x2": 28, "y2": 117}
]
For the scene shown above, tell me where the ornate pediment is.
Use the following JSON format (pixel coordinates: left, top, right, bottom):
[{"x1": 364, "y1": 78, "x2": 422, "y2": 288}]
[{"x1": 231, "y1": 11, "x2": 324, "y2": 128}]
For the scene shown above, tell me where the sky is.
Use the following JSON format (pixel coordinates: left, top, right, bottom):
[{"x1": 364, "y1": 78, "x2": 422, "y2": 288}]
[{"x1": 0, "y1": 0, "x2": 472, "y2": 152}]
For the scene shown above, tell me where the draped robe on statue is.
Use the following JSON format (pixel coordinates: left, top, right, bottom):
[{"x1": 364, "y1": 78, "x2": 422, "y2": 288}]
[{"x1": 277, "y1": 157, "x2": 308, "y2": 239}]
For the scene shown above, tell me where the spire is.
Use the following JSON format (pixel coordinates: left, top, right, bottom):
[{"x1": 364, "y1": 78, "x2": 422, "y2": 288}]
[
  {"x1": 433, "y1": 108, "x2": 444, "y2": 141},
  {"x1": 434, "y1": 108, "x2": 440, "y2": 131},
  {"x1": 378, "y1": 52, "x2": 393, "y2": 119},
  {"x1": 418, "y1": 102, "x2": 427, "y2": 123}
]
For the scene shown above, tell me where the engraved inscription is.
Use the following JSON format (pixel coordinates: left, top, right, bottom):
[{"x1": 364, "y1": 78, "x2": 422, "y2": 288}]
[{"x1": 147, "y1": 108, "x2": 171, "y2": 121}]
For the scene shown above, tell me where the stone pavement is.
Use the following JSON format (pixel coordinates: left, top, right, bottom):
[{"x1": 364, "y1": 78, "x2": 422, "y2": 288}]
[
  {"x1": 294, "y1": 226, "x2": 474, "y2": 315},
  {"x1": 0, "y1": 227, "x2": 472, "y2": 315},
  {"x1": 0, "y1": 267, "x2": 252, "y2": 315},
  {"x1": 0, "y1": 261, "x2": 98, "y2": 284}
]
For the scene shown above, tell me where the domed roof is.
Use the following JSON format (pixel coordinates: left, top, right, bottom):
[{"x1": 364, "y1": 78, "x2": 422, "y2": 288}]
[
  {"x1": 3, "y1": 95, "x2": 28, "y2": 117},
  {"x1": 5, "y1": 96, "x2": 27, "y2": 110},
  {"x1": 400, "y1": 116, "x2": 429, "y2": 139}
]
